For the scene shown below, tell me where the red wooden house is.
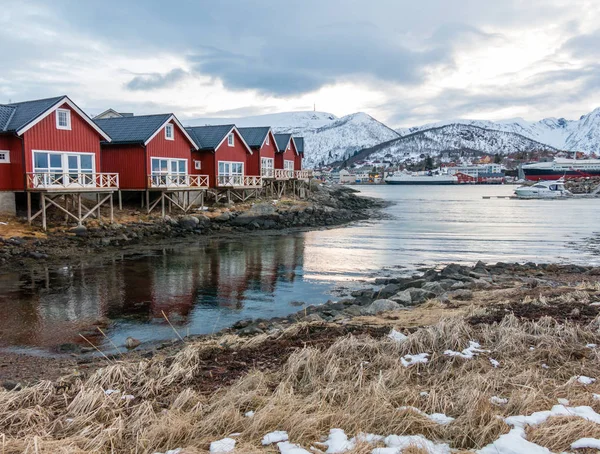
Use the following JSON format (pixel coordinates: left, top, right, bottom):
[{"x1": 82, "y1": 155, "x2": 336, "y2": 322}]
[
  {"x1": 273, "y1": 133, "x2": 299, "y2": 180},
  {"x1": 94, "y1": 113, "x2": 206, "y2": 212},
  {"x1": 186, "y1": 125, "x2": 260, "y2": 189},
  {"x1": 0, "y1": 95, "x2": 114, "y2": 218},
  {"x1": 238, "y1": 127, "x2": 278, "y2": 179}
]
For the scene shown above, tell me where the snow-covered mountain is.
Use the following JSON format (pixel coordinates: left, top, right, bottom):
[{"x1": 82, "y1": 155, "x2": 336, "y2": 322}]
[
  {"x1": 403, "y1": 108, "x2": 600, "y2": 156},
  {"x1": 186, "y1": 111, "x2": 400, "y2": 168},
  {"x1": 347, "y1": 123, "x2": 558, "y2": 165}
]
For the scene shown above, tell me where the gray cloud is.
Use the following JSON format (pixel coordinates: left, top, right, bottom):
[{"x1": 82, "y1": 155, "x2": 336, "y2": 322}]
[
  {"x1": 561, "y1": 29, "x2": 600, "y2": 58},
  {"x1": 125, "y1": 68, "x2": 188, "y2": 91}
]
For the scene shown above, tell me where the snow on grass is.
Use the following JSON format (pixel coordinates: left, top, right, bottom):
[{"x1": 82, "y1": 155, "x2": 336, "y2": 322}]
[
  {"x1": 444, "y1": 341, "x2": 489, "y2": 359},
  {"x1": 572, "y1": 375, "x2": 596, "y2": 385},
  {"x1": 388, "y1": 329, "x2": 408, "y2": 344},
  {"x1": 153, "y1": 450, "x2": 182, "y2": 454},
  {"x1": 262, "y1": 431, "x2": 289, "y2": 445},
  {"x1": 350, "y1": 433, "x2": 384, "y2": 445},
  {"x1": 400, "y1": 353, "x2": 429, "y2": 367},
  {"x1": 209, "y1": 437, "x2": 236, "y2": 453},
  {"x1": 104, "y1": 389, "x2": 119, "y2": 395},
  {"x1": 505, "y1": 405, "x2": 600, "y2": 428},
  {"x1": 490, "y1": 396, "x2": 508, "y2": 406},
  {"x1": 244, "y1": 410, "x2": 255, "y2": 418},
  {"x1": 323, "y1": 429, "x2": 355, "y2": 453},
  {"x1": 372, "y1": 434, "x2": 451, "y2": 454},
  {"x1": 593, "y1": 393, "x2": 600, "y2": 401},
  {"x1": 557, "y1": 398, "x2": 569, "y2": 405},
  {"x1": 477, "y1": 427, "x2": 550, "y2": 454},
  {"x1": 586, "y1": 343, "x2": 597, "y2": 348},
  {"x1": 277, "y1": 441, "x2": 311, "y2": 454},
  {"x1": 571, "y1": 437, "x2": 600, "y2": 449},
  {"x1": 398, "y1": 406, "x2": 455, "y2": 425},
  {"x1": 489, "y1": 358, "x2": 500, "y2": 368}
]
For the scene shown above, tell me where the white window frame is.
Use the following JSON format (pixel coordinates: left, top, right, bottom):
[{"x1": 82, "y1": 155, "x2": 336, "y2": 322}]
[
  {"x1": 265, "y1": 134, "x2": 270, "y2": 146},
  {"x1": 261, "y1": 157, "x2": 274, "y2": 169},
  {"x1": 56, "y1": 109, "x2": 71, "y2": 130},
  {"x1": 227, "y1": 133, "x2": 234, "y2": 147},
  {"x1": 0, "y1": 150, "x2": 9, "y2": 164},
  {"x1": 150, "y1": 157, "x2": 188, "y2": 187},
  {"x1": 32, "y1": 150, "x2": 96, "y2": 187},
  {"x1": 218, "y1": 160, "x2": 244, "y2": 176},
  {"x1": 284, "y1": 160, "x2": 295, "y2": 171},
  {"x1": 165, "y1": 124, "x2": 174, "y2": 141},
  {"x1": 150, "y1": 157, "x2": 187, "y2": 176},
  {"x1": 194, "y1": 160, "x2": 202, "y2": 170}
]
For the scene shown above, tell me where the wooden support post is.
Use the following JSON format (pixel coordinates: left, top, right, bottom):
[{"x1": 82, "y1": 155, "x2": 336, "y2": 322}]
[
  {"x1": 96, "y1": 193, "x2": 100, "y2": 219},
  {"x1": 168, "y1": 194, "x2": 172, "y2": 213},
  {"x1": 41, "y1": 194, "x2": 47, "y2": 231},
  {"x1": 146, "y1": 190, "x2": 150, "y2": 213},
  {"x1": 118, "y1": 191, "x2": 122, "y2": 211},
  {"x1": 110, "y1": 192, "x2": 114, "y2": 223},
  {"x1": 201, "y1": 191, "x2": 204, "y2": 209},
  {"x1": 78, "y1": 194, "x2": 82, "y2": 225},
  {"x1": 161, "y1": 193, "x2": 165, "y2": 217},
  {"x1": 27, "y1": 191, "x2": 32, "y2": 224}
]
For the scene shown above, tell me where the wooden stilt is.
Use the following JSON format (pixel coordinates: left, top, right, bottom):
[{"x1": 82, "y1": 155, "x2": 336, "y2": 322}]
[
  {"x1": 41, "y1": 194, "x2": 47, "y2": 231},
  {"x1": 146, "y1": 190, "x2": 150, "y2": 213},
  {"x1": 27, "y1": 191, "x2": 32, "y2": 224},
  {"x1": 161, "y1": 193, "x2": 165, "y2": 217},
  {"x1": 78, "y1": 194, "x2": 82, "y2": 225},
  {"x1": 110, "y1": 192, "x2": 114, "y2": 223},
  {"x1": 118, "y1": 191, "x2": 122, "y2": 211}
]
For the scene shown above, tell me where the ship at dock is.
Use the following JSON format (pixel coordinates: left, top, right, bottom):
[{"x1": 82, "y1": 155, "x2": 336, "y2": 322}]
[
  {"x1": 522, "y1": 158, "x2": 600, "y2": 181},
  {"x1": 385, "y1": 171, "x2": 458, "y2": 185}
]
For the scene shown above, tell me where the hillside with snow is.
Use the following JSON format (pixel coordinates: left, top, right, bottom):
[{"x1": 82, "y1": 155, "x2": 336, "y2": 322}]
[
  {"x1": 348, "y1": 123, "x2": 558, "y2": 165},
  {"x1": 403, "y1": 108, "x2": 600, "y2": 156},
  {"x1": 186, "y1": 111, "x2": 400, "y2": 168}
]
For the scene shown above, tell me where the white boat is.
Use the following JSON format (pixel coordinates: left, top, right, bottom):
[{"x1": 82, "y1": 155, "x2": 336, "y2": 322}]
[
  {"x1": 385, "y1": 171, "x2": 457, "y2": 185},
  {"x1": 514, "y1": 180, "x2": 572, "y2": 199}
]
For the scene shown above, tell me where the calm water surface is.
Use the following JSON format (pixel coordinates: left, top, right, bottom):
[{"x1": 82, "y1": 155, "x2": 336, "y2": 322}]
[{"x1": 2, "y1": 185, "x2": 599, "y2": 353}]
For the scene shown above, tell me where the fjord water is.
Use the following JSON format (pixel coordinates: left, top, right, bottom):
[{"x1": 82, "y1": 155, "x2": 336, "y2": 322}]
[{"x1": 1, "y1": 184, "x2": 600, "y2": 352}]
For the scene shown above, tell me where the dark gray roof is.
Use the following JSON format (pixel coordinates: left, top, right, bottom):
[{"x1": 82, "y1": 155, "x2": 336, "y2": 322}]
[
  {"x1": 274, "y1": 133, "x2": 292, "y2": 153},
  {"x1": 94, "y1": 114, "x2": 172, "y2": 144},
  {"x1": 186, "y1": 125, "x2": 235, "y2": 151},
  {"x1": 293, "y1": 136, "x2": 304, "y2": 154},
  {"x1": 238, "y1": 127, "x2": 270, "y2": 149},
  {"x1": 0, "y1": 96, "x2": 65, "y2": 133}
]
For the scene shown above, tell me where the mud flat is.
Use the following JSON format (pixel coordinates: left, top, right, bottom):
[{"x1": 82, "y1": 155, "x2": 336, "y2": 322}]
[{"x1": 3, "y1": 261, "x2": 600, "y2": 453}]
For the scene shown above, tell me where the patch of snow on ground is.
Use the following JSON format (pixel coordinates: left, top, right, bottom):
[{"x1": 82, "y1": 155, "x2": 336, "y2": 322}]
[
  {"x1": 244, "y1": 410, "x2": 255, "y2": 417},
  {"x1": 490, "y1": 396, "x2": 508, "y2": 406},
  {"x1": 153, "y1": 450, "x2": 182, "y2": 454},
  {"x1": 557, "y1": 398, "x2": 569, "y2": 405},
  {"x1": 388, "y1": 329, "x2": 408, "y2": 344},
  {"x1": 209, "y1": 438, "x2": 236, "y2": 453},
  {"x1": 398, "y1": 406, "x2": 455, "y2": 425},
  {"x1": 586, "y1": 343, "x2": 597, "y2": 348},
  {"x1": 444, "y1": 341, "x2": 489, "y2": 359},
  {"x1": 104, "y1": 389, "x2": 119, "y2": 395},
  {"x1": 400, "y1": 353, "x2": 429, "y2": 367},
  {"x1": 277, "y1": 441, "x2": 311, "y2": 454},
  {"x1": 373, "y1": 434, "x2": 451, "y2": 454},
  {"x1": 324, "y1": 429, "x2": 355, "y2": 453},
  {"x1": 477, "y1": 427, "x2": 550, "y2": 454},
  {"x1": 489, "y1": 358, "x2": 500, "y2": 368},
  {"x1": 262, "y1": 431, "x2": 289, "y2": 445},
  {"x1": 572, "y1": 438, "x2": 600, "y2": 449},
  {"x1": 574, "y1": 375, "x2": 596, "y2": 385},
  {"x1": 593, "y1": 393, "x2": 600, "y2": 401},
  {"x1": 350, "y1": 433, "x2": 384, "y2": 445}
]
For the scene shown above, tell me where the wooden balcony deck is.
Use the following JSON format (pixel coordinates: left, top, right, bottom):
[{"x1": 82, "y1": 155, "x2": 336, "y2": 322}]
[
  {"x1": 217, "y1": 175, "x2": 263, "y2": 188},
  {"x1": 26, "y1": 172, "x2": 119, "y2": 192},
  {"x1": 147, "y1": 174, "x2": 209, "y2": 190}
]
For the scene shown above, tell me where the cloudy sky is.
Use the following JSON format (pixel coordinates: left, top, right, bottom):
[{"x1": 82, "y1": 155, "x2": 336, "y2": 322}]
[{"x1": 1, "y1": 0, "x2": 600, "y2": 127}]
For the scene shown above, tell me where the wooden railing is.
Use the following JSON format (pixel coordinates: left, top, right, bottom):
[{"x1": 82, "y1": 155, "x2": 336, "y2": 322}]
[
  {"x1": 295, "y1": 170, "x2": 312, "y2": 180},
  {"x1": 148, "y1": 174, "x2": 209, "y2": 189},
  {"x1": 243, "y1": 175, "x2": 263, "y2": 187},
  {"x1": 27, "y1": 172, "x2": 119, "y2": 190},
  {"x1": 217, "y1": 175, "x2": 263, "y2": 187},
  {"x1": 261, "y1": 167, "x2": 274, "y2": 178},
  {"x1": 274, "y1": 169, "x2": 294, "y2": 180}
]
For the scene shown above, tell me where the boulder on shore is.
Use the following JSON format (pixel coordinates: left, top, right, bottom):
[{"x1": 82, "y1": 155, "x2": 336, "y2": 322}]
[{"x1": 361, "y1": 299, "x2": 406, "y2": 315}]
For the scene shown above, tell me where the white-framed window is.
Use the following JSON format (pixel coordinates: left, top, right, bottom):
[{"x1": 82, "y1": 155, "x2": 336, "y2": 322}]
[
  {"x1": 151, "y1": 157, "x2": 188, "y2": 186},
  {"x1": 0, "y1": 150, "x2": 9, "y2": 164},
  {"x1": 227, "y1": 133, "x2": 234, "y2": 147},
  {"x1": 265, "y1": 134, "x2": 270, "y2": 146},
  {"x1": 56, "y1": 109, "x2": 71, "y2": 130},
  {"x1": 165, "y1": 124, "x2": 174, "y2": 140},
  {"x1": 32, "y1": 150, "x2": 95, "y2": 187},
  {"x1": 218, "y1": 161, "x2": 244, "y2": 186},
  {"x1": 284, "y1": 160, "x2": 294, "y2": 171},
  {"x1": 261, "y1": 157, "x2": 274, "y2": 177},
  {"x1": 194, "y1": 160, "x2": 202, "y2": 170}
]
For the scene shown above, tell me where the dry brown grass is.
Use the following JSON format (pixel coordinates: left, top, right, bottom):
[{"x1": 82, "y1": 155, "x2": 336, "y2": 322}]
[{"x1": 2, "y1": 311, "x2": 600, "y2": 453}]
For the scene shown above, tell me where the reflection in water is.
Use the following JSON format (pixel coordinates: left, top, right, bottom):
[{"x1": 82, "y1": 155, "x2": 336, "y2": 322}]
[
  {"x1": 2, "y1": 185, "x2": 600, "y2": 352},
  {"x1": 0, "y1": 235, "x2": 332, "y2": 352}
]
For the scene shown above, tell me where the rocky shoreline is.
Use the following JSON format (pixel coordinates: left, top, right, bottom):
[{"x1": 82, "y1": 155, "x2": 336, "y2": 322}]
[
  {"x1": 0, "y1": 184, "x2": 386, "y2": 270},
  {"x1": 3, "y1": 259, "x2": 599, "y2": 387}
]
